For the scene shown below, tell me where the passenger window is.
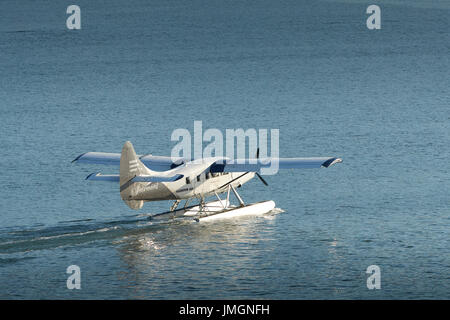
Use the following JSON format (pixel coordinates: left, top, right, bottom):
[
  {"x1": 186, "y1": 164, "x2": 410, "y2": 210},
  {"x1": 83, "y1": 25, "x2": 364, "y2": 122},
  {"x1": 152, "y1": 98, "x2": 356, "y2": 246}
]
[
  {"x1": 197, "y1": 175, "x2": 201, "y2": 182},
  {"x1": 186, "y1": 177, "x2": 191, "y2": 184}
]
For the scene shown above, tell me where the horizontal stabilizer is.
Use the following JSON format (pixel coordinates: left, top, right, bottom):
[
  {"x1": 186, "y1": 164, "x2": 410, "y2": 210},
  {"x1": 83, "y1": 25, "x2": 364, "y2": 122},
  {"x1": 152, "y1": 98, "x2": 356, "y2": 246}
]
[
  {"x1": 131, "y1": 174, "x2": 184, "y2": 183},
  {"x1": 86, "y1": 173, "x2": 119, "y2": 182}
]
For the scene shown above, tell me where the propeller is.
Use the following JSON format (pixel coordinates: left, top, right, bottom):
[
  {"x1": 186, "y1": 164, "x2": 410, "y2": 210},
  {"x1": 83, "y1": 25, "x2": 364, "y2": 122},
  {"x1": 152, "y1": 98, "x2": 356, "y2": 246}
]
[
  {"x1": 256, "y1": 172, "x2": 268, "y2": 186},
  {"x1": 254, "y1": 148, "x2": 268, "y2": 186}
]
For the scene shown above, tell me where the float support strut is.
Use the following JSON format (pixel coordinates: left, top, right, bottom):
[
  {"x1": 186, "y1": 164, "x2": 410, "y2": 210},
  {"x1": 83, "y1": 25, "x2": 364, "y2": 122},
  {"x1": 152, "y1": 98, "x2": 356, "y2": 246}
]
[{"x1": 230, "y1": 185, "x2": 245, "y2": 207}]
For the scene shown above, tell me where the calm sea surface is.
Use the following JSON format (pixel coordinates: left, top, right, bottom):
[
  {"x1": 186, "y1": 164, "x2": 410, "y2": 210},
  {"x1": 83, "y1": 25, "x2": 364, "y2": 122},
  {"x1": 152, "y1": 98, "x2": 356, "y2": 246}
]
[{"x1": 0, "y1": 0, "x2": 449, "y2": 299}]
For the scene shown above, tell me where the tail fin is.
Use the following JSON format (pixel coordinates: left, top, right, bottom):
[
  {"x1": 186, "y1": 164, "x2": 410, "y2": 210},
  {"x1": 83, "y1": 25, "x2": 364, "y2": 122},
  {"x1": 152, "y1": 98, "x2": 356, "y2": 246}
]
[{"x1": 120, "y1": 141, "x2": 152, "y2": 210}]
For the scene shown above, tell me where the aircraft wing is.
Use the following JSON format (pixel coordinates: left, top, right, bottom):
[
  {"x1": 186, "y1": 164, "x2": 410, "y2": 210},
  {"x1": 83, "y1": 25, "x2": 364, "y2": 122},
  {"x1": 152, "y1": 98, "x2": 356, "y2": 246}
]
[
  {"x1": 85, "y1": 173, "x2": 184, "y2": 182},
  {"x1": 72, "y1": 152, "x2": 184, "y2": 171},
  {"x1": 210, "y1": 157, "x2": 342, "y2": 173},
  {"x1": 74, "y1": 152, "x2": 342, "y2": 175}
]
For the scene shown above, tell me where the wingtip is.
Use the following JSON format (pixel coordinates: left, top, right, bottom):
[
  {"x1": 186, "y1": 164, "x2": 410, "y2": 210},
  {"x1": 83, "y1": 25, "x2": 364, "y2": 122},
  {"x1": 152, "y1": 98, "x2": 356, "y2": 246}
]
[
  {"x1": 322, "y1": 157, "x2": 343, "y2": 168},
  {"x1": 72, "y1": 152, "x2": 87, "y2": 163}
]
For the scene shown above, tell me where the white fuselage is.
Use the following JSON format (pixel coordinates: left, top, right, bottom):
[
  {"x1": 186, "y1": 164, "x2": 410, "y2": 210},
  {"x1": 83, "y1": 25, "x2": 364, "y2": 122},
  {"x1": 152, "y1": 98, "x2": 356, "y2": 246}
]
[{"x1": 131, "y1": 171, "x2": 255, "y2": 201}]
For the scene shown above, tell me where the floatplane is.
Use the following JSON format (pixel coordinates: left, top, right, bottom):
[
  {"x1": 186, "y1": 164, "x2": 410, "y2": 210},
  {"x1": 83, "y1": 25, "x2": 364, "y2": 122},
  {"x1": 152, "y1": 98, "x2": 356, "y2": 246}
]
[{"x1": 73, "y1": 141, "x2": 342, "y2": 222}]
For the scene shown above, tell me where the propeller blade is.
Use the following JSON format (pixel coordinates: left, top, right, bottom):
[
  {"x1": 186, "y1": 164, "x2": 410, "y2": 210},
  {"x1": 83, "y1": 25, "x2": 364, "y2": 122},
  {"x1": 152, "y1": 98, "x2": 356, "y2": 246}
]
[{"x1": 256, "y1": 172, "x2": 268, "y2": 186}]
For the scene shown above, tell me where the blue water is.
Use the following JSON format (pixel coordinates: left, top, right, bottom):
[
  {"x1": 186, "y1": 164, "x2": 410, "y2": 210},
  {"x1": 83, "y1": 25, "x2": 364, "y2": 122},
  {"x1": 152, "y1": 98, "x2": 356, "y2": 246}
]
[{"x1": 1, "y1": 0, "x2": 449, "y2": 299}]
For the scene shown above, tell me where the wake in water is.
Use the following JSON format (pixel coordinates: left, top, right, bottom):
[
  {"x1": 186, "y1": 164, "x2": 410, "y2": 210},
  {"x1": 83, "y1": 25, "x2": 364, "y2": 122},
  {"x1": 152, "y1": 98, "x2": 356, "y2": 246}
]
[
  {"x1": 0, "y1": 214, "x2": 172, "y2": 255},
  {"x1": 0, "y1": 208, "x2": 284, "y2": 255},
  {"x1": 269, "y1": 207, "x2": 285, "y2": 215}
]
